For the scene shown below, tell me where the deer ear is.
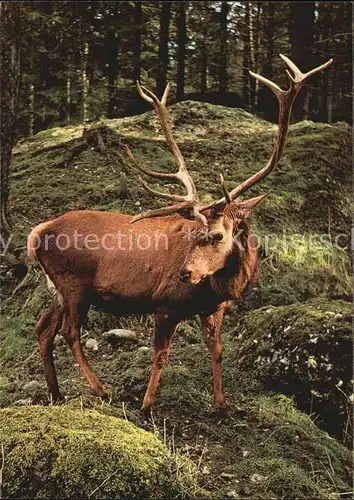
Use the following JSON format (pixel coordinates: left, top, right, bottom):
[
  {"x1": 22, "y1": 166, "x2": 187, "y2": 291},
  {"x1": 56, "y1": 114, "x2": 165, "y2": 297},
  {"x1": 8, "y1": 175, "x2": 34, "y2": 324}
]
[
  {"x1": 236, "y1": 192, "x2": 270, "y2": 219},
  {"x1": 177, "y1": 207, "x2": 196, "y2": 220},
  {"x1": 210, "y1": 201, "x2": 227, "y2": 218}
]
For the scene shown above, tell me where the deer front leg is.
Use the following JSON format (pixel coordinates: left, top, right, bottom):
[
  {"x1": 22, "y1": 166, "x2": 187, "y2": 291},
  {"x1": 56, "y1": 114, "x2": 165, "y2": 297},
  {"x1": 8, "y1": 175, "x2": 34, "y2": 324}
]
[
  {"x1": 142, "y1": 313, "x2": 179, "y2": 410},
  {"x1": 200, "y1": 304, "x2": 227, "y2": 408}
]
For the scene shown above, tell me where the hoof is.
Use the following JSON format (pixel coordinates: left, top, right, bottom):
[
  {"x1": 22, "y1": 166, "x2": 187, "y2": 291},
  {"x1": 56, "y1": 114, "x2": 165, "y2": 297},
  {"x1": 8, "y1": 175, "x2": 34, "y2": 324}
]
[
  {"x1": 234, "y1": 407, "x2": 249, "y2": 419},
  {"x1": 93, "y1": 385, "x2": 110, "y2": 401},
  {"x1": 49, "y1": 392, "x2": 65, "y2": 405},
  {"x1": 141, "y1": 405, "x2": 154, "y2": 421},
  {"x1": 212, "y1": 403, "x2": 229, "y2": 418}
]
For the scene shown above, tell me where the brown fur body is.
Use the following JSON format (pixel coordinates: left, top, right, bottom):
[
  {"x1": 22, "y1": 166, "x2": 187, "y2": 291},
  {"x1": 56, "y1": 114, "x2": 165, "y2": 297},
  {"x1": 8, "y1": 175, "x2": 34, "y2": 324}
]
[{"x1": 29, "y1": 209, "x2": 258, "y2": 408}]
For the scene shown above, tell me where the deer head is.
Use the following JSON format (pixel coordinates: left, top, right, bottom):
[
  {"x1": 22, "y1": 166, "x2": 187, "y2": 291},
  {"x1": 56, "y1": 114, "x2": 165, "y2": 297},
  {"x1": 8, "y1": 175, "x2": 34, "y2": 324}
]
[{"x1": 127, "y1": 55, "x2": 333, "y2": 284}]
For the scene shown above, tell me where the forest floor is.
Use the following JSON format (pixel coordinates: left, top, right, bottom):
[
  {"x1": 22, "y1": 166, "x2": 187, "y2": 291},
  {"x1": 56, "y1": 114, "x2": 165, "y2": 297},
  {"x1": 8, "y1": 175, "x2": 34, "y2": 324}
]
[{"x1": 0, "y1": 102, "x2": 352, "y2": 499}]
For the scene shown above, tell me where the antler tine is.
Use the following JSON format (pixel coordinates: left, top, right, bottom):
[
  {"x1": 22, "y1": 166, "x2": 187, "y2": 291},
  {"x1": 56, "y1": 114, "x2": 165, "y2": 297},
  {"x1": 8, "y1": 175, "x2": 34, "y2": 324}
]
[
  {"x1": 161, "y1": 83, "x2": 170, "y2": 106},
  {"x1": 136, "y1": 82, "x2": 193, "y2": 181},
  {"x1": 200, "y1": 55, "x2": 332, "y2": 211},
  {"x1": 127, "y1": 81, "x2": 203, "y2": 223},
  {"x1": 280, "y1": 53, "x2": 333, "y2": 83},
  {"x1": 279, "y1": 54, "x2": 303, "y2": 80},
  {"x1": 220, "y1": 173, "x2": 232, "y2": 204},
  {"x1": 132, "y1": 201, "x2": 195, "y2": 223},
  {"x1": 125, "y1": 146, "x2": 180, "y2": 180},
  {"x1": 138, "y1": 176, "x2": 187, "y2": 203},
  {"x1": 304, "y1": 58, "x2": 333, "y2": 79},
  {"x1": 136, "y1": 81, "x2": 154, "y2": 105},
  {"x1": 249, "y1": 71, "x2": 283, "y2": 97}
]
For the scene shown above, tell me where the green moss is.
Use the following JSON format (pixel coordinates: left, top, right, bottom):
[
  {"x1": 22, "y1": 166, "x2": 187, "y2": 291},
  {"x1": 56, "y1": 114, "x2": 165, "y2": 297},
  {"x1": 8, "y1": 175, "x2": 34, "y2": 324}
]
[
  {"x1": 218, "y1": 394, "x2": 352, "y2": 499},
  {"x1": 0, "y1": 315, "x2": 37, "y2": 365},
  {"x1": 252, "y1": 459, "x2": 328, "y2": 499},
  {"x1": 231, "y1": 299, "x2": 352, "y2": 444},
  {"x1": 0, "y1": 406, "x2": 200, "y2": 499},
  {"x1": 249, "y1": 227, "x2": 352, "y2": 305},
  {"x1": 0, "y1": 281, "x2": 49, "y2": 366},
  {"x1": 62, "y1": 394, "x2": 353, "y2": 500}
]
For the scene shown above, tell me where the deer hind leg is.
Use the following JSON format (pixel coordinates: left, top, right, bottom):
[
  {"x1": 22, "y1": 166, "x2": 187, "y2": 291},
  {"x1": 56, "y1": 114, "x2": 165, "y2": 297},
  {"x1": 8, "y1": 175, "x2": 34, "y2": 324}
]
[
  {"x1": 61, "y1": 295, "x2": 108, "y2": 399},
  {"x1": 200, "y1": 304, "x2": 227, "y2": 408},
  {"x1": 36, "y1": 305, "x2": 64, "y2": 402},
  {"x1": 142, "y1": 313, "x2": 179, "y2": 410}
]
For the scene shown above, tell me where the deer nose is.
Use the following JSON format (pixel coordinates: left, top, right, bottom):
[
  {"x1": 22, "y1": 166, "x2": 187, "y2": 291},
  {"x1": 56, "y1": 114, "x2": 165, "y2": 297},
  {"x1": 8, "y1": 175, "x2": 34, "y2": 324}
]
[{"x1": 179, "y1": 269, "x2": 192, "y2": 283}]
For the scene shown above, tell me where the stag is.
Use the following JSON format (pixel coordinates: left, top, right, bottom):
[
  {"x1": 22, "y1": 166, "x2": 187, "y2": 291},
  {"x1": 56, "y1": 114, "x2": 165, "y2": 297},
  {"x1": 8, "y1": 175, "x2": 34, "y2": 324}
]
[{"x1": 28, "y1": 56, "x2": 332, "y2": 410}]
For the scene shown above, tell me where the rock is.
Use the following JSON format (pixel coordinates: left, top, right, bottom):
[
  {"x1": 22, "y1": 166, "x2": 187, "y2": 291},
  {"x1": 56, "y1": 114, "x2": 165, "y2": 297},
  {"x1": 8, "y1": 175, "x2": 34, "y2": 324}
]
[
  {"x1": 13, "y1": 399, "x2": 31, "y2": 406},
  {"x1": 233, "y1": 299, "x2": 352, "y2": 444},
  {"x1": 137, "y1": 346, "x2": 150, "y2": 353},
  {"x1": 0, "y1": 406, "x2": 198, "y2": 499},
  {"x1": 226, "y1": 490, "x2": 239, "y2": 498},
  {"x1": 22, "y1": 380, "x2": 42, "y2": 394},
  {"x1": 220, "y1": 472, "x2": 236, "y2": 480},
  {"x1": 85, "y1": 338, "x2": 99, "y2": 351},
  {"x1": 54, "y1": 336, "x2": 65, "y2": 346},
  {"x1": 201, "y1": 465, "x2": 210, "y2": 475},
  {"x1": 250, "y1": 473, "x2": 267, "y2": 483},
  {"x1": 103, "y1": 329, "x2": 137, "y2": 345}
]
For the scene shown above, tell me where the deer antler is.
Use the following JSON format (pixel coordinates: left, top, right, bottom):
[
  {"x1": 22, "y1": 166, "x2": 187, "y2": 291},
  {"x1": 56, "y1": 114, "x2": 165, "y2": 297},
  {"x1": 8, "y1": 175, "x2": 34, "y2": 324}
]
[
  {"x1": 200, "y1": 54, "x2": 333, "y2": 212},
  {"x1": 127, "y1": 82, "x2": 207, "y2": 225}
]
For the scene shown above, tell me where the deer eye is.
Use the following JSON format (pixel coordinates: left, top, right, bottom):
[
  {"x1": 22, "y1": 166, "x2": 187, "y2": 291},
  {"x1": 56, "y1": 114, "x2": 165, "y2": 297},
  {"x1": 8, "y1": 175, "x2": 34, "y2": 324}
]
[{"x1": 211, "y1": 232, "x2": 224, "y2": 242}]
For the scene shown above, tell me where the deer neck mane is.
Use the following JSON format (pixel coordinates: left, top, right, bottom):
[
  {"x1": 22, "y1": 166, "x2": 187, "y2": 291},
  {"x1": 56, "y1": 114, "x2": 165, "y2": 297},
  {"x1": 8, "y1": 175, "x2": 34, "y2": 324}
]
[{"x1": 210, "y1": 219, "x2": 259, "y2": 300}]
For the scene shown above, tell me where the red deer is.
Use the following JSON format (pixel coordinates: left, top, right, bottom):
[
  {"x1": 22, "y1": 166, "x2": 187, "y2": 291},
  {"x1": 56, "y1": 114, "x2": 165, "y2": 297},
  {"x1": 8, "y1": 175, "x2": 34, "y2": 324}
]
[{"x1": 28, "y1": 56, "x2": 332, "y2": 410}]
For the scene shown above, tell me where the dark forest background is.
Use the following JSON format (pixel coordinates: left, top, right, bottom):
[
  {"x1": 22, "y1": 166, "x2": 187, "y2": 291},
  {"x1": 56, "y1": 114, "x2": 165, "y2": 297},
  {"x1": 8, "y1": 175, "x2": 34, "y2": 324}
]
[
  {"x1": 0, "y1": 1, "x2": 352, "y2": 247},
  {"x1": 2, "y1": 1, "x2": 352, "y2": 141}
]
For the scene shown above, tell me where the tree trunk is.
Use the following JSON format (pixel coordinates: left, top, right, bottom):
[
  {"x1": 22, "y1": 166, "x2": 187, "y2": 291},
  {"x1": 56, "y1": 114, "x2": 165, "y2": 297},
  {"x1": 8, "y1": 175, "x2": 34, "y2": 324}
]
[
  {"x1": 156, "y1": 1, "x2": 171, "y2": 96},
  {"x1": 81, "y1": 41, "x2": 89, "y2": 123},
  {"x1": 106, "y1": 4, "x2": 119, "y2": 118},
  {"x1": 29, "y1": 83, "x2": 35, "y2": 136},
  {"x1": 242, "y1": 2, "x2": 251, "y2": 110},
  {"x1": 176, "y1": 1, "x2": 186, "y2": 101},
  {"x1": 253, "y1": 1, "x2": 261, "y2": 109},
  {"x1": 219, "y1": 1, "x2": 229, "y2": 94},
  {"x1": 327, "y1": 64, "x2": 335, "y2": 124},
  {"x1": 66, "y1": 55, "x2": 71, "y2": 125},
  {"x1": 0, "y1": 3, "x2": 21, "y2": 243},
  {"x1": 133, "y1": 1, "x2": 142, "y2": 83},
  {"x1": 248, "y1": 1, "x2": 256, "y2": 111},
  {"x1": 200, "y1": 38, "x2": 207, "y2": 95},
  {"x1": 264, "y1": 2, "x2": 274, "y2": 77},
  {"x1": 290, "y1": 2, "x2": 315, "y2": 120}
]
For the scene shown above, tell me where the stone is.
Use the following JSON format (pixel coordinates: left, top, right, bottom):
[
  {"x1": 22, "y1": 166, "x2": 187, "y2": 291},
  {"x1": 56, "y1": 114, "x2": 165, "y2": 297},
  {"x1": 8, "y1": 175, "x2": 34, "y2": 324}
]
[
  {"x1": 23, "y1": 380, "x2": 42, "y2": 394},
  {"x1": 103, "y1": 329, "x2": 137, "y2": 345},
  {"x1": 137, "y1": 346, "x2": 150, "y2": 353},
  {"x1": 14, "y1": 399, "x2": 31, "y2": 406},
  {"x1": 226, "y1": 490, "x2": 239, "y2": 499},
  {"x1": 250, "y1": 473, "x2": 267, "y2": 483},
  {"x1": 85, "y1": 338, "x2": 99, "y2": 351},
  {"x1": 220, "y1": 472, "x2": 236, "y2": 480}
]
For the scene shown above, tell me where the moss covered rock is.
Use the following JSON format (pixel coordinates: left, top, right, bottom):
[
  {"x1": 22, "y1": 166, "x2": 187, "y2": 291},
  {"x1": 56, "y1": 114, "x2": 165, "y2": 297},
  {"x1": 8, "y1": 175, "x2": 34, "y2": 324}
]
[
  {"x1": 220, "y1": 394, "x2": 352, "y2": 499},
  {"x1": 233, "y1": 299, "x2": 352, "y2": 443},
  {"x1": 0, "y1": 406, "x2": 199, "y2": 499}
]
